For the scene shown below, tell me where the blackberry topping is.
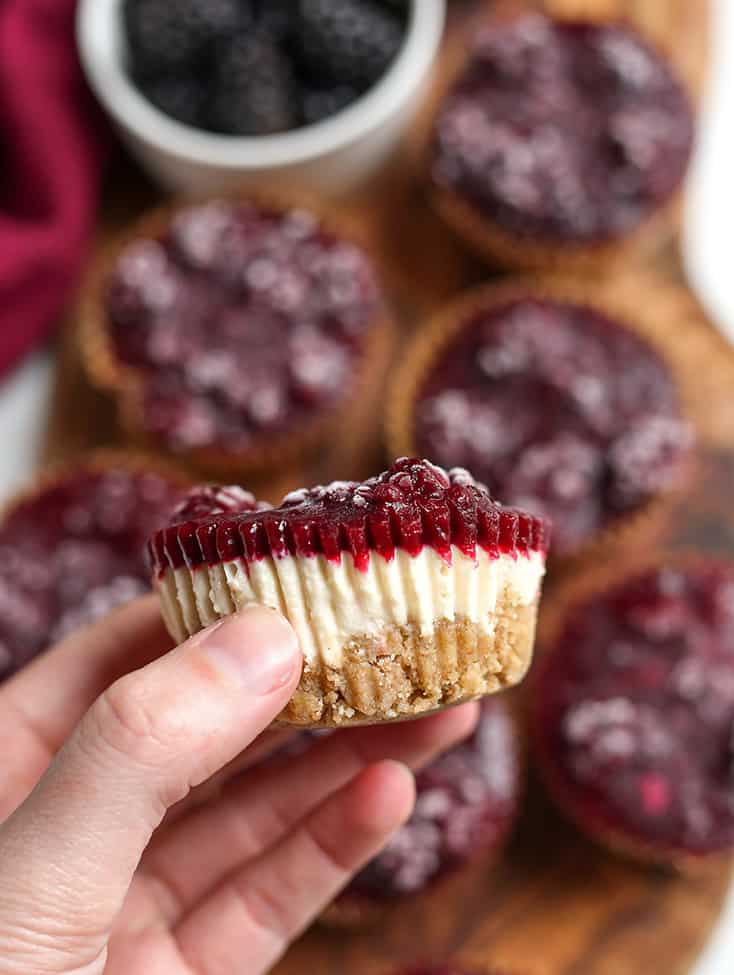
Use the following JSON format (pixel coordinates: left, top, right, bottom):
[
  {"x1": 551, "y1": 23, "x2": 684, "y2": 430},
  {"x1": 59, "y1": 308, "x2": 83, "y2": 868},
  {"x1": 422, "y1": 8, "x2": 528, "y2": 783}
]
[
  {"x1": 207, "y1": 33, "x2": 299, "y2": 136},
  {"x1": 536, "y1": 564, "x2": 734, "y2": 857},
  {"x1": 431, "y1": 15, "x2": 694, "y2": 244},
  {"x1": 296, "y1": 0, "x2": 405, "y2": 88},
  {"x1": 105, "y1": 200, "x2": 384, "y2": 457},
  {"x1": 0, "y1": 466, "x2": 186, "y2": 681},
  {"x1": 414, "y1": 297, "x2": 692, "y2": 556},
  {"x1": 148, "y1": 458, "x2": 548, "y2": 576},
  {"x1": 169, "y1": 485, "x2": 267, "y2": 525},
  {"x1": 608, "y1": 416, "x2": 694, "y2": 510},
  {"x1": 124, "y1": 0, "x2": 245, "y2": 75},
  {"x1": 503, "y1": 434, "x2": 604, "y2": 552}
]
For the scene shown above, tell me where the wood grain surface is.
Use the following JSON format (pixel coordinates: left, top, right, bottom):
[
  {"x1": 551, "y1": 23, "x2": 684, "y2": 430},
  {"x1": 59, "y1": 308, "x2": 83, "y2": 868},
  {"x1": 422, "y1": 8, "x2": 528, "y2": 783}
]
[{"x1": 44, "y1": 3, "x2": 732, "y2": 973}]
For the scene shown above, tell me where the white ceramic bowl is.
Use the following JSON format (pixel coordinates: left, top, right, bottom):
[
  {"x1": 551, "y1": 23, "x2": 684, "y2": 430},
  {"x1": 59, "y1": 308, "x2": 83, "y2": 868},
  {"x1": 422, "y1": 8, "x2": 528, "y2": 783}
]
[{"x1": 77, "y1": 0, "x2": 446, "y2": 196}]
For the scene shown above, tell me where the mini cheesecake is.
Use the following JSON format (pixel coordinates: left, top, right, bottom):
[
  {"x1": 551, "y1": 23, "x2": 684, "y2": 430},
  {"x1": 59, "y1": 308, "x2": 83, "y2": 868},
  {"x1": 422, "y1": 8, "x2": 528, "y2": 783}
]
[
  {"x1": 81, "y1": 195, "x2": 391, "y2": 477},
  {"x1": 0, "y1": 454, "x2": 188, "y2": 680},
  {"x1": 326, "y1": 697, "x2": 522, "y2": 923},
  {"x1": 148, "y1": 458, "x2": 548, "y2": 726},
  {"x1": 427, "y1": 12, "x2": 695, "y2": 270},
  {"x1": 534, "y1": 558, "x2": 734, "y2": 865},
  {"x1": 387, "y1": 279, "x2": 695, "y2": 563}
]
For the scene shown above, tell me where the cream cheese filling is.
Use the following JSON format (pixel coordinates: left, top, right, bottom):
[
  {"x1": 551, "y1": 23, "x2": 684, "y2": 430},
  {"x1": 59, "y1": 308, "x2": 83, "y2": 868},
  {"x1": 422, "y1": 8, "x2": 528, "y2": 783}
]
[{"x1": 158, "y1": 546, "x2": 546, "y2": 668}]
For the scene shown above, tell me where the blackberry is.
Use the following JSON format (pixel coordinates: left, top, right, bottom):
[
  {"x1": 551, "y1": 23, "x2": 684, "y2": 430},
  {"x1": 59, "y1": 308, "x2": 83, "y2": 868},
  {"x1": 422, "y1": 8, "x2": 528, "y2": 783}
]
[
  {"x1": 254, "y1": 0, "x2": 294, "y2": 43},
  {"x1": 296, "y1": 0, "x2": 405, "y2": 89},
  {"x1": 301, "y1": 84, "x2": 359, "y2": 125},
  {"x1": 138, "y1": 74, "x2": 207, "y2": 128},
  {"x1": 206, "y1": 33, "x2": 299, "y2": 135},
  {"x1": 124, "y1": 0, "x2": 246, "y2": 74}
]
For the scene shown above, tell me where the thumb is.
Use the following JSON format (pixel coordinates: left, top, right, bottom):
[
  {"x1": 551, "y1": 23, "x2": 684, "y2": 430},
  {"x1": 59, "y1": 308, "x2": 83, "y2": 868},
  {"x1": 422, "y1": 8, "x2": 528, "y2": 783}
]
[{"x1": 0, "y1": 605, "x2": 301, "y2": 969}]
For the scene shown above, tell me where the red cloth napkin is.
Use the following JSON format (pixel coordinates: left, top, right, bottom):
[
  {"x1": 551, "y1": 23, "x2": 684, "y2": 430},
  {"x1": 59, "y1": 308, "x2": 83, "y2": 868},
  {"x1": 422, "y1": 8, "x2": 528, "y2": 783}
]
[{"x1": 0, "y1": 0, "x2": 107, "y2": 377}]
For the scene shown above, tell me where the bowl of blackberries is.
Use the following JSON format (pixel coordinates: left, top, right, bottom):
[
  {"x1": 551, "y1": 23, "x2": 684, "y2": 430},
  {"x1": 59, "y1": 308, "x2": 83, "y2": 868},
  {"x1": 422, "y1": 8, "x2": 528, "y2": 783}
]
[{"x1": 77, "y1": 0, "x2": 445, "y2": 194}]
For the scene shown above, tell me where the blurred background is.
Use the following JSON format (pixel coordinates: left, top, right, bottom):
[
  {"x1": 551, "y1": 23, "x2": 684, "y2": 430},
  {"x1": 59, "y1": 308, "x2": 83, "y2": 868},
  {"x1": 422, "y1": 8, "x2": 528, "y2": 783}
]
[{"x1": 0, "y1": 1, "x2": 732, "y2": 972}]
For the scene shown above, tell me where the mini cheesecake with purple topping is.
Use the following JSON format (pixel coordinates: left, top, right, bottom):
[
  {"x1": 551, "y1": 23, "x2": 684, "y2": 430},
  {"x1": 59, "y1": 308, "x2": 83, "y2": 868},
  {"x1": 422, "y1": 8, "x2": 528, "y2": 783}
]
[
  {"x1": 427, "y1": 12, "x2": 695, "y2": 270},
  {"x1": 0, "y1": 453, "x2": 188, "y2": 680},
  {"x1": 387, "y1": 279, "x2": 695, "y2": 563},
  {"x1": 148, "y1": 458, "x2": 548, "y2": 726},
  {"x1": 534, "y1": 558, "x2": 734, "y2": 865},
  {"x1": 81, "y1": 195, "x2": 391, "y2": 477}
]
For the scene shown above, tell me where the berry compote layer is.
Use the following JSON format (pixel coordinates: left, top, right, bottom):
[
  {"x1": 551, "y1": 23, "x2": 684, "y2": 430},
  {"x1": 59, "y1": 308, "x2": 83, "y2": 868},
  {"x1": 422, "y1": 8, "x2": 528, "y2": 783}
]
[
  {"x1": 431, "y1": 14, "x2": 694, "y2": 245},
  {"x1": 0, "y1": 463, "x2": 186, "y2": 680},
  {"x1": 414, "y1": 298, "x2": 692, "y2": 556},
  {"x1": 149, "y1": 457, "x2": 548, "y2": 575},
  {"x1": 105, "y1": 200, "x2": 384, "y2": 456},
  {"x1": 535, "y1": 562, "x2": 734, "y2": 859}
]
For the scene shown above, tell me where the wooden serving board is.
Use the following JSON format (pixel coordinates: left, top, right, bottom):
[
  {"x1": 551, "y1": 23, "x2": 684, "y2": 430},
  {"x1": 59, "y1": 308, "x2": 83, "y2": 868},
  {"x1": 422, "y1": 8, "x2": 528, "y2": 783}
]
[{"x1": 45, "y1": 4, "x2": 734, "y2": 974}]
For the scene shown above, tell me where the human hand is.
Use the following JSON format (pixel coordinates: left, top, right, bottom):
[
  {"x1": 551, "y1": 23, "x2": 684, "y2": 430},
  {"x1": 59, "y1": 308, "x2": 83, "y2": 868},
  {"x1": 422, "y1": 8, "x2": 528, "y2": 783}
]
[{"x1": 0, "y1": 596, "x2": 478, "y2": 974}]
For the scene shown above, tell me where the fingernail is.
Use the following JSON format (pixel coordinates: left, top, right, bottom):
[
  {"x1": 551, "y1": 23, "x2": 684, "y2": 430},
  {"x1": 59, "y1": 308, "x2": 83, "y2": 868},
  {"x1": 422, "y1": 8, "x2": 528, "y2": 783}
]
[{"x1": 201, "y1": 606, "x2": 301, "y2": 694}]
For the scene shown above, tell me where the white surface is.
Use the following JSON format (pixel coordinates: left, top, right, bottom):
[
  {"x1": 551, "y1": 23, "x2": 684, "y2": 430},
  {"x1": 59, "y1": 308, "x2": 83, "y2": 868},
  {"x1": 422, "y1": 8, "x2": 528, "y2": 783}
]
[
  {"x1": 683, "y1": 0, "x2": 734, "y2": 343},
  {"x1": 76, "y1": 0, "x2": 445, "y2": 195},
  {"x1": 0, "y1": 0, "x2": 733, "y2": 970},
  {"x1": 683, "y1": 3, "x2": 734, "y2": 972}
]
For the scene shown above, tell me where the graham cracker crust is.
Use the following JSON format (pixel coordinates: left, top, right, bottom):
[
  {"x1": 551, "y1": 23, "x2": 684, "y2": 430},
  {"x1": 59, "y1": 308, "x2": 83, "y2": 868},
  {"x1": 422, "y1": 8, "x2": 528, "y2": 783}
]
[{"x1": 280, "y1": 600, "x2": 539, "y2": 727}]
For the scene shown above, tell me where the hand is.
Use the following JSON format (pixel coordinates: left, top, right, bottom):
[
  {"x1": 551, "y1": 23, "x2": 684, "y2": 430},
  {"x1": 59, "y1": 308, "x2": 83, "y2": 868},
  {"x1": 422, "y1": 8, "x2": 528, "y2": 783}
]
[{"x1": 0, "y1": 596, "x2": 478, "y2": 974}]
